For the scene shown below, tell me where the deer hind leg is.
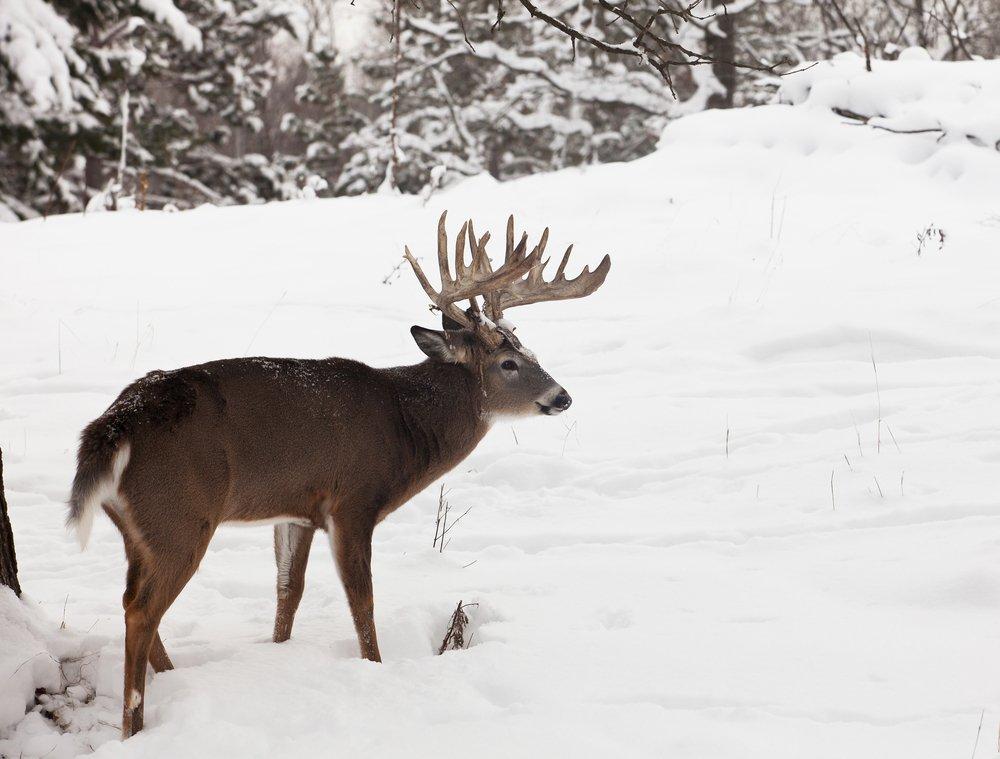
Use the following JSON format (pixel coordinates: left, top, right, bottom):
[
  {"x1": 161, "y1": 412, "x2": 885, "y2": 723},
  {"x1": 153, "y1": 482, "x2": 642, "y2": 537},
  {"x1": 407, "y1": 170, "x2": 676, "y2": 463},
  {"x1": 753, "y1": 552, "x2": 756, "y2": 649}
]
[
  {"x1": 123, "y1": 553, "x2": 173, "y2": 673},
  {"x1": 121, "y1": 527, "x2": 211, "y2": 738},
  {"x1": 273, "y1": 523, "x2": 315, "y2": 643},
  {"x1": 328, "y1": 516, "x2": 380, "y2": 662},
  {"x1": 105, "y1": 505, "x2": 173, "y2": 672}
]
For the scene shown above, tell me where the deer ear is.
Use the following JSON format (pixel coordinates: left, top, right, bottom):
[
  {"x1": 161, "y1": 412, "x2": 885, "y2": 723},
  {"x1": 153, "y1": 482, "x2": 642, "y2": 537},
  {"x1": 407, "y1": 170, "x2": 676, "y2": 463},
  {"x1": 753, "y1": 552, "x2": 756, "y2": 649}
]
[{"x1": 411, "y1": 326, "x2": 468, "y2": 363}]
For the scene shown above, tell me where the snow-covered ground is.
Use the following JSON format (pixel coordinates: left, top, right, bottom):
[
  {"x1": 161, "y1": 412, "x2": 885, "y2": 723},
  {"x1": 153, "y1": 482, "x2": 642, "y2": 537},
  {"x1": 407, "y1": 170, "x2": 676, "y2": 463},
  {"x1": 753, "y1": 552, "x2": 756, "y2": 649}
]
[{"x1": 2, "y1": 58, "x2": 1000, "y2": 758}]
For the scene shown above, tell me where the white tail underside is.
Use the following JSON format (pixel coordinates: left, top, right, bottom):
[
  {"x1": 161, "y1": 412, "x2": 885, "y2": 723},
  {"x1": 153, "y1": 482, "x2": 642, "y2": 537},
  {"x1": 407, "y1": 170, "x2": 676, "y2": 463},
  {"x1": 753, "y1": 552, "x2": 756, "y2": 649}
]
[{"x1": 75, "y1": 443, "x2": 131, "y2": 550}]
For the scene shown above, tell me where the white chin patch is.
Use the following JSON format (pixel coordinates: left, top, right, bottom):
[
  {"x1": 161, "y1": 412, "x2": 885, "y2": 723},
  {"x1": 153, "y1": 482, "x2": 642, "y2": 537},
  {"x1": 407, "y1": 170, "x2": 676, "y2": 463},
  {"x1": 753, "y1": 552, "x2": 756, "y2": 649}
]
[{"x1": 485, "y1": 408, "x2": 532, "y2": 424}]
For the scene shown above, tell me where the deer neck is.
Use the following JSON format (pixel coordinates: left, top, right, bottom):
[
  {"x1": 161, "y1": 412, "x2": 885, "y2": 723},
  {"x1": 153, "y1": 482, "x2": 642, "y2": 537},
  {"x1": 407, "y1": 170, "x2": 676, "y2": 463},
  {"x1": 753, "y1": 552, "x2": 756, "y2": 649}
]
[{"x1": 388, "y1": 360, "x2": 491, "y2": 471}]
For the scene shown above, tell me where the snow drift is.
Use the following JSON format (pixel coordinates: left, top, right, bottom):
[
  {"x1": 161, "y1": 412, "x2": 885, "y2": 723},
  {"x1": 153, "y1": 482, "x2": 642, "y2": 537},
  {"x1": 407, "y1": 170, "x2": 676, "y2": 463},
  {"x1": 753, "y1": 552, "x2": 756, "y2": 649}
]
[{"x1": 779, "y1": 50, "x2": 1000, "y2": 151}]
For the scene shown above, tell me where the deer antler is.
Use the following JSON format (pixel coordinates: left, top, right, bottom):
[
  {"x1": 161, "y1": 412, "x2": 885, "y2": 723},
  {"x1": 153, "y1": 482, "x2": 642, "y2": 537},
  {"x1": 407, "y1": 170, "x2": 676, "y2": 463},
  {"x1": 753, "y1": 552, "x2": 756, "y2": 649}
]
[
  {"x1": 404, "y1": 211, "x2": 541, "y2": 331},
  {"x1": 474, "y1": 216, "x2": 611, "y2": 323},
  {"x1": 405, "y1": 211, "x2": 611, "y2": 340}
]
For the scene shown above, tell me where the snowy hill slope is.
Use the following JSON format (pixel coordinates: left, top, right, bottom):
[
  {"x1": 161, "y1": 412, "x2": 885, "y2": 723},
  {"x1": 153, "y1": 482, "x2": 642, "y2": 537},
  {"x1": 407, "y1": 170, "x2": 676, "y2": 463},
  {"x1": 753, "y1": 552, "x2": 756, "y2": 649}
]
[{"x1": 2, "y1": 64, "x2": 1000, "y2": 758}]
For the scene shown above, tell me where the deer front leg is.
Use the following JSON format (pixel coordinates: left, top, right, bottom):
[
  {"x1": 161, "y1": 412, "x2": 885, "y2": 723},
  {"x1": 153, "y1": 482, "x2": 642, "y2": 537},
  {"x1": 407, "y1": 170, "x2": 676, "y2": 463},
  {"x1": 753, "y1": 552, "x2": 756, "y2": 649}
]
[
  {"x1": 328, "y1": 517, "x2": 381, "y2": 662},
  {"x1": 273, "y1": 523, "x2": 315, "y2": 643}
]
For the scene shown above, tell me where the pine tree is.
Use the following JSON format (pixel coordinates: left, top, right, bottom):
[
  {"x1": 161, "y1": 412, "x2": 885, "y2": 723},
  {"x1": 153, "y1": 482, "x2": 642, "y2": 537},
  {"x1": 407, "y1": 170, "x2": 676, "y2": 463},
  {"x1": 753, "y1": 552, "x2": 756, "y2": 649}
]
[
  {"x1": 0, "y1": 0, "x2": 169, "y2": 216},
  {"x1": 277, "y1": 46, "x2": 358, "y2": 198},
  {"x1": 336, "y1": 0, "x2": 672, "y2": 197},
  {"x1": 0, "y1": 0, "x2": 311, "y2": 217},
  {"x1": 108, "y1": 0, "x2": 306, "y2": 207}
]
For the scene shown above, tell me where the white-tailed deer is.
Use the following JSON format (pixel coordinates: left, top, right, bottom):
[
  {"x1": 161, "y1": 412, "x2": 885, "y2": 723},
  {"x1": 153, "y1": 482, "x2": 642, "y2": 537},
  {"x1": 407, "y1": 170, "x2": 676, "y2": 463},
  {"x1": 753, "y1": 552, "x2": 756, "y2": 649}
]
[{"x1": 68, "y1": 212, "x2": 610, "y2": 737}]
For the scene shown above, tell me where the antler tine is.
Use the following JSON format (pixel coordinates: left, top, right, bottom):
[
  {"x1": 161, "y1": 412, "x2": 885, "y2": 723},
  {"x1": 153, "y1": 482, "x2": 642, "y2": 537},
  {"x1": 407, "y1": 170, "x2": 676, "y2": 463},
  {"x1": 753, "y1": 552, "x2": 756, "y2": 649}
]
[
  {"x1": 503, "y1": 216, "x2": 532, "y2": 269},
  {"x1": 466, "y1": 218, "x2": 478, "y2": 273},
  {"x1": 492, "y1": 234, "x2": 611, "y2": 314},
  {"x1": 513, "y1": 232, "x2": 528, "y2": 264},
  {"x1": 465, "y1": 219, "x2": 493, "y2": 280},
  {"x1": 404, "y1": 244, "x2": 473, "y2": 329},
  {"x1": 437, "y1": 211, "x2": 452, "y2": 285},
  {"x1": 403, "y1": 245, "x2": 434, "y2": 300},
  {"x1": 555, "y1": 244, "x2": 573, "y2": 280},
  {"x1": 465, "y1": 219, "x2": 476, "y2": 257},
  {"x1": 475, "y1": 230, "x2": 491, "y2": 274},
  {"x1": 454, "y1": 220, "x2": 469, "y2": 278},
  {"x1": 516, "y1": 227, "x2": 550, "y2": 290},
  {"x1": 533, "y1": 227, "x2": 549, "y2": 260},
  {"x1": 482, "y1": 220, "x2": 503, "y2": 321}
]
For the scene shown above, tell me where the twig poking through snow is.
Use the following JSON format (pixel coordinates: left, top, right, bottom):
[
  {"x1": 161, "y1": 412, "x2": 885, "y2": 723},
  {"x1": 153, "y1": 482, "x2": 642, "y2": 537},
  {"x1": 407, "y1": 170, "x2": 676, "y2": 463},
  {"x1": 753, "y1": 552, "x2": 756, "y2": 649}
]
[
  {"x1": 869, "y1": 333, "x2": 882, "y2": 453},
  {"x1": 915, "y1": 223, "x2": 946, "y2": 256},
  {"x1": 885, "y1": 423, "x2": 901, "y2": 453},
  {"x1": 830, "y1": 469, "x2": 836, "y2": 511},
  {"x1": 437, "y1": 600, "x2": 478, "y2": 654},
  {"x1": 441, "y1": 506, "x2": 472, "y2": 551},
  {"x1": 433, "y1": 485, "x2": 471, "y2": 552},
  {"x1": 970, "y1": 708, "x2": 984, "y2": 759},
  {"x1": 381, "y1": 258, "x2": 408, "y2": 285},
  {"x1": 7, "y1": 651, "x2": 57, "y2": 680},
  {"x1": 433, "y1": 484, "x2": 446, "y2": 548}
]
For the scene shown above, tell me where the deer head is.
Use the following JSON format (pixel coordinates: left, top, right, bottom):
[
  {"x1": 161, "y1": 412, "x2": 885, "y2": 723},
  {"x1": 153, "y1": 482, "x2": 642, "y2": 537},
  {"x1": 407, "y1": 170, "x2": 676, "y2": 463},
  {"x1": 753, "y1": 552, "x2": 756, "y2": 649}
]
[{"x1": 404, "y1": 212, "x2": 611, "y2": 418}]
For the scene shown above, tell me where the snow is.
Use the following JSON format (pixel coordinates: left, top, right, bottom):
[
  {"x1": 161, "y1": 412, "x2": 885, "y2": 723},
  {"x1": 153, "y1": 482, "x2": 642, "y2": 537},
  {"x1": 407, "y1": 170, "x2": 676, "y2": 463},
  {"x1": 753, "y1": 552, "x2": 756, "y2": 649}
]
[
  {"x1": 0, "y1": 0, "x2": 199, "y2": 120},
  {"x1": 0, "y1": 0, "x2": 81, "y2": 113},
  {"x1": 135, "y1": 0, "x2": 202, "y2": 52},
  {"x1": 3, "y1": 60, "x2": 1000, "y2": 757},
  {"x1": 0, "y1": 589, "x2": 60, "y2": 732},
  {"x1": 780, "y1": 52, "x2": 1000, "y2": 150}
]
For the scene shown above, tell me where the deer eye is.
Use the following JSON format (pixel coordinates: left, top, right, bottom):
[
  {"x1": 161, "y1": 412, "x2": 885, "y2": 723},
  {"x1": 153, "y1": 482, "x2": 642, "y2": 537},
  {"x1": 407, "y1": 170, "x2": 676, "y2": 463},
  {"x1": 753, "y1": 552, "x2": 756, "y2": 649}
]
[{"x1": 501, "y1": 359, "x2": 518, "y2": 372}]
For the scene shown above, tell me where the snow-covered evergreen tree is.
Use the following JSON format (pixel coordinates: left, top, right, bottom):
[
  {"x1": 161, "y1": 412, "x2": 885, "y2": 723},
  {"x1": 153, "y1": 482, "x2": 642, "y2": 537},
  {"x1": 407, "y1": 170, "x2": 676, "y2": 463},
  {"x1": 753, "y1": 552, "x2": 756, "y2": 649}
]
[
  {"x1": 104, "y1": 0, "x2": 308, "y2": 207},
  {"x1": 0, "y1": 0, "x2": 201, "y2": 216},
  {"x1": 0, "y1": 0, "x2": 312, "y2": 217},
  {"x1": 336, "y1": 0, "x2": 672, "y2": 196},
  {"x1": 276, "y1": 45, "x2": 358, "y2": 197}
]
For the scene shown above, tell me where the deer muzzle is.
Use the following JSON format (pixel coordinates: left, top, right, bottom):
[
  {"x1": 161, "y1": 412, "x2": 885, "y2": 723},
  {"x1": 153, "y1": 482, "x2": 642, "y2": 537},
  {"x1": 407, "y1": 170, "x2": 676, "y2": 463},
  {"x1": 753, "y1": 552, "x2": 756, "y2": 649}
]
[{"x1": 536, "y1": 387, "x2": 572, "y2": 415}]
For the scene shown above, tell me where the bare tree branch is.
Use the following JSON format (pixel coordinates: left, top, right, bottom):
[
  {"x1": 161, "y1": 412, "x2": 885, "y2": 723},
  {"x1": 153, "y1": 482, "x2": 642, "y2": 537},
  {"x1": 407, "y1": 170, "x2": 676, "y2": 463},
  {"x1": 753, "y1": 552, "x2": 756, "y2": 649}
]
[{"x1": 511, "y1": 0, "x2": 793, "y2": 91}]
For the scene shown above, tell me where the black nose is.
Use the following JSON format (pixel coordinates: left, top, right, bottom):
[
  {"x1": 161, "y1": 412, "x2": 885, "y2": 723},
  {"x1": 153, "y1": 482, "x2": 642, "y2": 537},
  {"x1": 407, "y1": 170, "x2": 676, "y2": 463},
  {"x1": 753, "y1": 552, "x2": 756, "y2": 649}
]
[{"x1": 553, "y1": 390, "x2": 572, "y2": 410}]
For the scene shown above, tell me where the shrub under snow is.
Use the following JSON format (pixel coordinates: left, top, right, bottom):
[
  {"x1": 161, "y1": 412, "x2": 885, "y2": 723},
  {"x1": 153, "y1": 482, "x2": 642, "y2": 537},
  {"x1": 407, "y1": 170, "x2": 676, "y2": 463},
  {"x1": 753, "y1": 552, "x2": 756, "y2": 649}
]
[{"x1": 780, "y1": 50, "x2": 1000, "y2": 151}]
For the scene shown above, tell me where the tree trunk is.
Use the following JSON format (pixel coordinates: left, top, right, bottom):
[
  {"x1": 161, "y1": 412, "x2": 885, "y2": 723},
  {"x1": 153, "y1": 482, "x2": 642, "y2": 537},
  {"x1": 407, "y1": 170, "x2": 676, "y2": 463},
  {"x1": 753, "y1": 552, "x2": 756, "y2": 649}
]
[
  {"x1": 0, "y1": 448, "x2": 21, "y2": 596},
  {"x1": 913, "y1": 0, "x2": 929, "y2": 49},
  {"x1": 85, "y1": 156, "x2": 104, "y2": 192},
  {"x1": 706, "y1": 4, "x2": 737, "y2": 109}
]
